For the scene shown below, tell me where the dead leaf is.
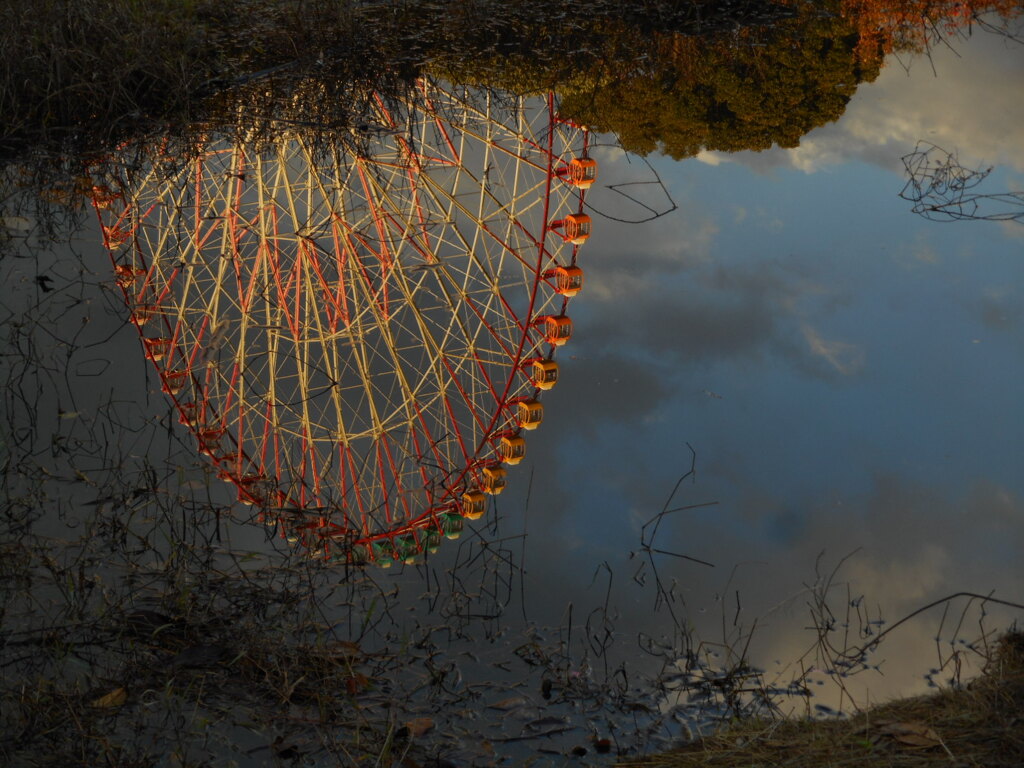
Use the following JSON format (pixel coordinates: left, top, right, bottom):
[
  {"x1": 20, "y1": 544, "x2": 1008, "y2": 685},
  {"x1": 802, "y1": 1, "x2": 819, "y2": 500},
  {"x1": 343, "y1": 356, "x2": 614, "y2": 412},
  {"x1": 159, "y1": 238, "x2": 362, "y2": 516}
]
[
  {"x1": 90, "y1": 687, "x2": 127, "y2": 708},
  {"x1": 404, "y1": 717, "x2": 434, "y2": 737},
  {"x1": 335, "y1": 641, "x2": 361, "y2": 657},
  {"x1": 170, "y1": 644, "x2": 225, "y2": 668},
  {"x1": 488, "y1": 695, "x2": 529, "y2": 710},
  {"x1": 879, "y1": 721, "x2": 942, "y2": 748},
  {"x1": 523, "y1": 715, "x2": 571, "y2": 733},
  {"x1": 894, "y1": 732, "x2": 943, "y2": 748},
  {"x1": 344, "y1": 673, "x2": 369, "y2": 694}
]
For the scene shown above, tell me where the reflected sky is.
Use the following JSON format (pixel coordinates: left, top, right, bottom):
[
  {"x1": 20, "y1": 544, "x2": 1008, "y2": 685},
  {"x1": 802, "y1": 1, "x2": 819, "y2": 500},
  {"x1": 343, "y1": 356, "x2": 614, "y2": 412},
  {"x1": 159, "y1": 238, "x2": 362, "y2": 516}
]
[{"x1": 495, "y1": 25, "x2": 1023, "y2": 706}]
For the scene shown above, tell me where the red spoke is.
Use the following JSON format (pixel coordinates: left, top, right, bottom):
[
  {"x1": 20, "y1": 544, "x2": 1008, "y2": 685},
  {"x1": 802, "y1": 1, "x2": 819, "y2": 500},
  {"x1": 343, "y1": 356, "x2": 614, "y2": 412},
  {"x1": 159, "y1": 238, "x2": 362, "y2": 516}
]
[{"x1": 92, "y1": 81, "x2": 594, "y2": 561}]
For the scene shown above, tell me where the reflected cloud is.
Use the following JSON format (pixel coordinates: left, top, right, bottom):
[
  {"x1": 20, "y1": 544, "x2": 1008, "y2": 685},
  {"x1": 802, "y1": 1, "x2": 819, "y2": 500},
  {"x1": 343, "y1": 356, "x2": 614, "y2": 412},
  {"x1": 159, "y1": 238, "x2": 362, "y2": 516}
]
[
  {"x1": 626, "y1": 471, "x2": 1024, "y2": 708},
  {"x1": 978, "y1": 289, "x2": 1022, "y2": 331},
  {"x1": 577, "y1": 251, "x2": 859, "y2": 383},
  {"x1": 999, "y1": 220, "x2": 1024, "y2": 239},
  {"x1": 553, "y1": 353, "x2": 672, "y2": 432},
  {"x1": 719, "y1": 32, "x2": 1024, "y2": 176},
  {"x1": 893, "y1": 231, "x2": 942, "y2": 266},
  {"x1": 695, "y1": 150, "x2": 731, "y2": 167},
  {"x1": 844, "y1": 542, "x2": 950, "y2": 603},
  {"x1": 580, "y1": 217, "x2": 719, "y2": 303},
  {"x1": 801, "y1": 325, "x2": 865, "y2": 376}
]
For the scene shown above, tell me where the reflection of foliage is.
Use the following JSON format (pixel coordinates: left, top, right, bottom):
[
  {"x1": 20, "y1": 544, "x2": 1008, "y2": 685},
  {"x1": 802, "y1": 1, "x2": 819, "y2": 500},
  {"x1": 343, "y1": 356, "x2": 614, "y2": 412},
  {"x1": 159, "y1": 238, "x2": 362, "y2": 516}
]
[
  {"x1": 433, "y1": 2, "x2": 885, "y2": 159},
  {"x1": 899, "y1": 142, "x2": 1024, "y2": 222},
  {"x1": 2, "y1": 0, "x2": 1021, "y2": 166},
  {"x1": 0, "y1": 0, "x2": 794, "y2": 162},
  {"x1": 438, "y1": 1, "x2": 1022, "y2": 161},
  {"x1": 833, "y1": 0, "x2": 1024, "y2": 57},
  {"x1": 556, "y1": 4, "x2": 883, "y2": 159},
  {"x1": 429, "y1": 0, "x2": 797, "y2": 95}
]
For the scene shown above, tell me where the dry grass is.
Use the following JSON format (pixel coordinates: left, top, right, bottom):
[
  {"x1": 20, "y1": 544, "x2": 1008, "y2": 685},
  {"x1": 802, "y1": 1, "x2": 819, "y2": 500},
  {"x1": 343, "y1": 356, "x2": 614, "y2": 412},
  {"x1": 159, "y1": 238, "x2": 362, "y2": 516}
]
[
  {"x1": 0, "y1": 0, "x2": 798, "y2": 161},
  {"x1": 0, "y1": 492, "x2": 426, "y2": 766},
  {"x1": 0, "y1": 0, "x2": 214, "y2": 156},
  {"x1": 620, "y1": 631, "x2": 1024, "y2": 768}
]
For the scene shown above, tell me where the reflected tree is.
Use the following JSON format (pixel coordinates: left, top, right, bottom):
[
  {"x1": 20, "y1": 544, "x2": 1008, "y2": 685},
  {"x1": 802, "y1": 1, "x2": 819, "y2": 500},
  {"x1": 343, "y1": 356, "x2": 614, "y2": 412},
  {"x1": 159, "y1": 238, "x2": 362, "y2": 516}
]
[
  {"x1": 899, "y1": 142, "x2": 1024, "y2": 223},
  {"x1": 556, "y1": 4, "x2": 883, "y2": 159},
  {"x1": 833, "y1": 0, "x2": 1024, "y2": 57},
  {"x1": 564, "y1": 13, "x2": 882, "y2": 158},
  {"x1": 438, "y1": 1, "x2": 1021, "y2": 161}
]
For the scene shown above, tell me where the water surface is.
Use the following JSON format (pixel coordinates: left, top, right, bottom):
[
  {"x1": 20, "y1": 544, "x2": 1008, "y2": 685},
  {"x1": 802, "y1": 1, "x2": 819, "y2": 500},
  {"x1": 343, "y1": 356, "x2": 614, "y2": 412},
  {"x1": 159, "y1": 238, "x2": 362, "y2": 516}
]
[{"x1": 2, "y1": 5, "x2": 1022, "y2": 766}]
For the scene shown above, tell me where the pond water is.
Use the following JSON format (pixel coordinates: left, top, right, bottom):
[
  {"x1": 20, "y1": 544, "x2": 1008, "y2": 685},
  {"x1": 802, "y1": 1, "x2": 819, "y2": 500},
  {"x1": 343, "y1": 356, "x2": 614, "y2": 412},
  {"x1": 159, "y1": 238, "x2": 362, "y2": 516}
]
[{"x1": 2, "y1": 4, "x2": 1023, "y2": 767}]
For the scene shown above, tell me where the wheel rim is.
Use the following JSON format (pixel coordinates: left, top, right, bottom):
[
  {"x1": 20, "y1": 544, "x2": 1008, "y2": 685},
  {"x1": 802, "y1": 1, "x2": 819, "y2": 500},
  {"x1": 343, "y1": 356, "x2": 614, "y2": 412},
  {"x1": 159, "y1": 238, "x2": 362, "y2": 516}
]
[{"x1": 92, "y1": 81, "x2": 594, "y2": 563}]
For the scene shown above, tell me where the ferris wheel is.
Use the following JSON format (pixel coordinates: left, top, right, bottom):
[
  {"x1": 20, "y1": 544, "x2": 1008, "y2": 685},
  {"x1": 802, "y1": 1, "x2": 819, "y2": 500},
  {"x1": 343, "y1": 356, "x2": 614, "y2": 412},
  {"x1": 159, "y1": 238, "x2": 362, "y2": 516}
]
[{"x1": 92, "y1": 80, "x2": 596, "y2": 565}]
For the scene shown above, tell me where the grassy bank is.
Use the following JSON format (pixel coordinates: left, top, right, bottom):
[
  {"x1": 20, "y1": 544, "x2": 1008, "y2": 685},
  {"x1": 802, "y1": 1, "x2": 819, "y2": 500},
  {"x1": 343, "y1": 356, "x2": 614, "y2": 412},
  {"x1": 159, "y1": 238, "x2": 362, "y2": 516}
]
[
  {"x1": 0, "y1": 0, "x2": 400, "y2": 158},
  {"x1": 621, "y1": 631, "x2": 1024, "y2": 768},
  {"x1": 0, "y1": 0, "x2": 801, "y2": 161}
]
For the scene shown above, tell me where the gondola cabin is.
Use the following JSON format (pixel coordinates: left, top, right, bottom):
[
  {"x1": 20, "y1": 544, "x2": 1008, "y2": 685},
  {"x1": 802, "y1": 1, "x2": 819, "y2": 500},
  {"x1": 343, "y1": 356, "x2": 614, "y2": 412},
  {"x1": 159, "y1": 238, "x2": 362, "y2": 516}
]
[
  {"x1": 198, "y1": 427, "x2": 225, "y2": 457},
  {"x1": 215, "y1": 456, "x2": 241, "y2": 480},
  {"x1": 178, "y1": 402, "x2": 200, "y2": 427},
  {"x1": 114, "y1": 264, "x2": 146, "y2": 288},
  {"x1": 162, "y1": 369, "x2": 189, "y2": 396},
  {"x1": 395, "y1": 535, "x2": 420, "y2": 564},
  {"x1": 440, "y1": 512, "x2": 464, "y2": 540},
  {"x1": 424, "y1": 529, "x2": 443, "y2": 554},
  {"x1": 103, "y1": 224, "x2": 131, "y2": 247},
  {"x1": 481, "y1": 465, "x2": 508, "y2": 494},
  {"x1": 559, "y1": 158, "x2": 598, "y2": 189},
  {"x1": 529, "y1": 359, "x2": 559, "y2": 390},
  {"x1": 132, "y1": 304, "x2": 158, "y2": 325},
  {"x1": 461, "y1": 490, "x2": 488, "y2": 520},
  {"x1": 90, "y1": 185, "x2": 121, "y2": 209},
  {"x1": 537, "y1": 314, "x2": 573, "y2": 346},
  {"x1": 498, "y1": 434, "x2": 526, "y2": 465},
  {"x1": 552, "y1": 213, "x2": 591, "y2": 245},
  {"x1": 143, "y1": 337, "x2": 171, "y2": 362},
  {"x1": 349, "y1": 544, "x2": 371, "y2": 564},
  {"x1": 552, "y1": 265, "x2": 584, "y2": 297},
  {"x1": 236, "y1": 475, "x2": 269, "y2": 505},
  {"x1": 516, "y1": 399, "x2": 544, "y2": 430},
  {"x1": 372, "y1": 541, "x2": 395, "y2": 567}
]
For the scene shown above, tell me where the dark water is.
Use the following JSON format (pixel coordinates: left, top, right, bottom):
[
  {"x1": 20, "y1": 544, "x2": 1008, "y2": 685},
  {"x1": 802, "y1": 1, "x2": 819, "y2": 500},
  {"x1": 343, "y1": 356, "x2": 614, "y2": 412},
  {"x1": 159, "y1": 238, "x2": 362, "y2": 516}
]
[{"x1": 2, "y1": 4, "x2": 1023, "y2": 766}]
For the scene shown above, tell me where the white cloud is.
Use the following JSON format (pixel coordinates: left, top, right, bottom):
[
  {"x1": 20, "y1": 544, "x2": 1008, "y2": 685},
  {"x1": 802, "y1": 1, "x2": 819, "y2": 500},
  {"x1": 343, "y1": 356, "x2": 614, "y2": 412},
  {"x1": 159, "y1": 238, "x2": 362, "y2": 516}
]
[
  {"x1": 581, "y1": 212, "x2": 719, "y2": 302},
  {"x1": 801, "y1": 324, "x2": 866, "y2": 375},
  {"x1": 845, "y1": 543, "x2": 950, "y2": 603},
  {"x1": 736, "y1": 32, "x2": 1024, "y2": 176},
  {"x1": 998, "y1": 220, "x2": 1024, "y2": 239},
  {"x1": 695, "y1": 150, "x2": 731, "y2": 167}
]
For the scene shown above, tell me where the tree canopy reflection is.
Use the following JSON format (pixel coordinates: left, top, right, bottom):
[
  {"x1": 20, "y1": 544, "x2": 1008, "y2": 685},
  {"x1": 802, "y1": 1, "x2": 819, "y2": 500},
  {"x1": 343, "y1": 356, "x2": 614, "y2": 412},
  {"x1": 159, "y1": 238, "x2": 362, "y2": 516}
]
[{"x1": 436, "y1": 0, "x2": 1020, "y2": 159}]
